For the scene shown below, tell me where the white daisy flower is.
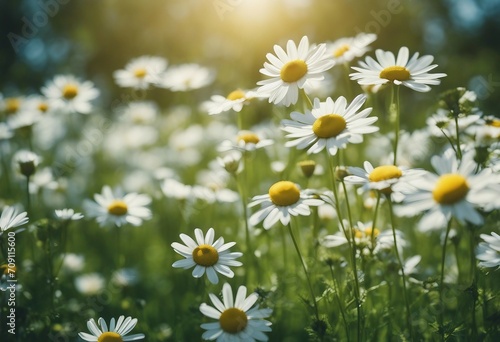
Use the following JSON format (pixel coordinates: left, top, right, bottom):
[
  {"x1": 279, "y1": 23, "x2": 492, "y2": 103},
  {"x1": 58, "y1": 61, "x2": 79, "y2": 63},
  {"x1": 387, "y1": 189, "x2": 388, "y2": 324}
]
[
  {"x1": 426, "y1": 108, "x2": 481, "y2": 138},
  {"x1": 350, "y1": 46, "x2": 447, "y2": 92},
  {"x1": 7, "y1": 109, "x2": 41, "y2": 130},
  {"x1": 257, "y1": 35, "x2": 335, "y2": 106},
  {"x1": 55, "y1": 208, "x2": 84, "y2": 221},
  {"x1": 0, "y1": 206, "x2": 29, "y2": 234},
  {"x1": 199, "y1": 282, "x2": 272, "y2": 341},
  {"x1": 74, "y1": 273, "x2": 105, "y2": 296},
  {"x1": 281, "y1": 94, "x2": 378, "y2": 156},
  {"x1": 204, "y1": 89, "x2": 260, "y2": 115},
  {"x1": 218, "y1": 130, "x2": 274, "y2": 153},
  {"x1": 60, "y1": 253, "x2": 85, "y2": 272},
  {"x1": 14, "y1": 150, "x2": 40, "y2": 177},
  {"x1": 171, "y1": 227, "x2": 242, "y2": 284},
  {"x1": 0, "y1": 122, "x2": 14, "y2": 140},
  {"x1": 249, "y1": 181, "x2": 324, "y2": 229},
  {"x1": 78, "y1": 315, "x2": 145, "y2": 341},
  {"x1": 84, "y1": 186, "x2": 152, "y2": 227},
  {"x1": 344, "y1": 161, "x2": 425, "y2": 200},
  {"x1": 395, "y1": 148, "x2": 500, "y2": 232},
  {"x1": 476, "y1": 232, "x2": 500, "y2": 269},
  {"x1": 113, "y1": 55, "x2": 167, "y2": 89},
  {"x1": 119, "y1": 101, "x2": 158, "y2": 125},
  {"x1": 326, "y1": 32, "x2": 377, "y2": 64},
  {"x1": 0, "y1": 96, "x2": 26, "y2": 116},
  {"x1": 159, "y1": 63, "x2": 215, "y2": 91},
  {"x1": 41, "y1": 75, "x2": 99, "y2": 114},
  {"x1": 24, "y1": 95, "x2": 53, "y2": 115}
]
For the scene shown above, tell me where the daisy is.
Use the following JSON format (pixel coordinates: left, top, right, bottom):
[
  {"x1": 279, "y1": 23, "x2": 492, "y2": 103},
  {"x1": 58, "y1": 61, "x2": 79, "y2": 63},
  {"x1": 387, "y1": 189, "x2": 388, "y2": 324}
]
[
  {"x1": 281, "y1": 94, "x2": 378, "y2": 156},
  {"x1": 350, "y1": 46, "x2": 447, "y2": 92},
  {"x1": 78, "y1": 315, "x2": 145, "y2": 341},
  {"x1": 326, "y1": 32, "x2": 377, "y2": 64},
  {"x1": 0, "y1": 206, "x2": 29, "y2": 234},
  {"x1": 257, "y1": 35, "x2": 335, "y2": 106},
  {"x1": 74, "y1": 273, "x2": 105, "y2": 296},
  {"x1": 118, "y1": 101, "x2": 158, "y2": 125},
  {"x1": 0, "y1": 96, "x2": 26, "y2": 116},
  {"x1": 204, "y1": 89, "x2": 260, "y2": 115},
  {"x1": 55, "y1": 208, "x2": 84, "y2": 221},
  {"x1": 395, "y1": 148, "x2": 500, "y2": 232},
  {"x1": 159, "y1": 63, "x2": 215, "y2": 91},
  {"x1": 113, "y1": 55, "x2": 167, "y2": 89},
  {"x1": 0, "y1": 123, "x2": 14, "y2": 140},
  {"x1": 84, "y1": 186, "x2": 152, "y2": 227},
  {"x1": 171, "y1": 227, "x2": 242, "y2": 284},
  {"x1": 476, "y1": 232, "x2": 500, "y2": 269},
  {"x1": 426, "y1": 108, "x2": 480, "y2": 138},
  {"x1": 344, "y1": 161, "x2": 424, "y2": 198},
  {"x1": 199, "y1": 282, "x2": 272, "y2": 341},
  {"x1": 41, "y1": 75, "x2": 100, "y2": 114},
  {"x1": 218, "y1": 130, "x2": 274, "y2": 153},
  {"x1": 248, "y1": 181, "x2": 323, "y2": 229}
]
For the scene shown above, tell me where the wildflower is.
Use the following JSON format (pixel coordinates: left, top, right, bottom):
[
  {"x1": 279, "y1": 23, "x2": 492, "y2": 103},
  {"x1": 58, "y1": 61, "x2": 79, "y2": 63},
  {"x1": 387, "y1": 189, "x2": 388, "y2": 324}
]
[
  {"x1": 200, "y1": 283, "x2": 272, "y2": 341},
  {"x1": 205, "y1": 89, "x2": 259, "y2": 115},
  {"x1": 326, "y1": 32, "x2": 377, "y2": 64},
  {"x1": 171, "y1": 228, "x2": 242, "y2": 284},
  {"x1": 350, "y1": 46, "x2": 446, "y2": 92},
  {"x1": 395, "y1": 148, "x2": 500, "y2": 231},
  {"x1": 41, "y1": 75, "x2": 99, "y2": 114},
  {"x1": 14, "y1": 150, "x2": 40, "y2": 178},
  {"x1": 218, "y1": 130, "x2": 274, "y2": 153},
  {"x1": 281, "y1": 95, "x2": 378, "y2": 156},
  {"x1": 248, "y1": 181, "x2": 323, "y2": 229},
  {"x1": 84, "y1": 186, "x2": 152, "y2": 227},
  {"x1": 78, "y1": 316, "x2": 145, "y2": 341},
  {"x1": 257, "y1": 36, "x2": 335, "y2": 106},
  {"x1": 113, "y1": 55, "x2": 167, "y2": 89},
  {"x1": 74, "y1": 273, "x2": 105, "y2": 295},
  {"x1": 476, "y1": 232, "x2": 500, "y2": 269},
  {"x1": 0, "y1": 206, "x2": 29, "y2": 235},
  {"x1": 158, "y1": 63, "x2": 215, "y2": 91},
  {"x1": 55, "y1": 208, "x2": 84, "y2": 221}
]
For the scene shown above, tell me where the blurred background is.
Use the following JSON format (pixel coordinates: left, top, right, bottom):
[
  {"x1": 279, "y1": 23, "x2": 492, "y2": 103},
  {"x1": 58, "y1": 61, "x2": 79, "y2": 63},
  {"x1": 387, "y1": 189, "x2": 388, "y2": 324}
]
[{"x1": 1, "y1": 0, "x2": 500, "y2": 114}]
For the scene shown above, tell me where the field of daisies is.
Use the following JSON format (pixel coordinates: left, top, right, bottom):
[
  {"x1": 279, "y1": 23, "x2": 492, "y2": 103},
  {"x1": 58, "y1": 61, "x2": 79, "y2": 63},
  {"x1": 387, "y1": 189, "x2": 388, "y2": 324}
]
[{"x1": 1, "y1": 1, "x2": 500, "y2": 341}]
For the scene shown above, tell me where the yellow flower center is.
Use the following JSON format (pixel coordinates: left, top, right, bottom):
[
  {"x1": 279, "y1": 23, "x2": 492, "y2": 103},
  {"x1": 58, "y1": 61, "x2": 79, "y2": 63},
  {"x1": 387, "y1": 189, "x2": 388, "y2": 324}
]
[
  {"x1": 219, "y1": 308, "x2": 248, "y2": 334},
  {"x1": 280, "y1": 60, "x2": 308, "y2": 83},
  {"x1": 379, "y1": 66, "x2": 411, "y2": 82},
  {"x1": 269, "y1": 181, "x2": 300, "y2": 206},
  {"x1": 368, "y1": 165, "x2": 403, "y2": 182},
  {"x1": 364, "y1": 227, "x2": 380, "y2": 238},
  {"x1": 192, "y1": 244, "x2": 219, "y2": 267},
  {"x1": 134, "y1": 68, "x2": 147, "y2": 78},
  {"x1": 432, "y1": 174, "x2": 470, "y2": 205},
  {"x1": 62, "y1": 84, "x2": 79, "y2": 99},
  {"x1": 333, "y1": 44, "x2": 350, "y2": 57},
  {"x1": 487, "y1": 119, "x2": 500, "y2": 128},
  {"x1": 37, "y1": 102, "x2": 49, "y2": 112},
  {"x1": 312, "y1": 114, "x2": 346, "y2": 138},
  {"x1": 98, "y1": 332, "x2": 123, "y2": 342},
  {"x1": 227, "y1": 90, "x2": 246, "y2": 101},
  {"x1": 5, "y1": 98, "x2": 21, "y2": 114},
  {"x1": 237, "y1": 132, "x2": 260, "y2": 144},
  {"x1": 107, "y1": 200, "x2": 128, "y2": 216}
]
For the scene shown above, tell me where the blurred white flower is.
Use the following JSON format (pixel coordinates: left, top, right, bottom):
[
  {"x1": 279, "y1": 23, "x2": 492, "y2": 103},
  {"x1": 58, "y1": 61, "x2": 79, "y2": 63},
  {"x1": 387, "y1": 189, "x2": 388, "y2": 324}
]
[
  {"x1": 41, "y1": 75, "x2": 99, "y2": 114},
  {"x1": 158, "y1": 63, "x2": 214, "y2": 91},
  {"x1": 75, "y1": 273, "x2": 105, "y2": 295}
]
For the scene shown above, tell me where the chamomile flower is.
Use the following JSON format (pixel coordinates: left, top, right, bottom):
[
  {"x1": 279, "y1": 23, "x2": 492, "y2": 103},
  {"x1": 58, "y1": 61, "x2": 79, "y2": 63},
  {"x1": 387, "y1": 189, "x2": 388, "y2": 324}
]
[
  {"x1": 281, "y1": 95, "x2": 378, "y2": 156},
  {"x1": 0, "y1": 206, "x2": 29, "y2": 235},
  {"x1": 218, "y1": 130, "x2": 274, "y2": 153},
  {"x1": 78, "y1": 316, "x2": 145, "y2": 341},
  {"x1": 350, "y1": 47, "x2": 447, "y2": 92},
  {"x1": 171, "y1": 228, "x2": 242, "y2": 284},
  {"x1": 326, "y1": 32, "x2": 377, "y2": 64},
  {"x1": 84, "y1": 186, "x2": 152, "y2": 227},
  {"x1": 113, "y1": 55, "x2": 167, "y2": 89},
  {"x1": 199, "y1": 283, "x2": 272, "y2": 341},
  {"x1": 0, "y1": 95, "x2": 26, "y2": 116},
  {"x1": 395, "y1": 148, "x2": 500, "y2": 232},
  {"x1": 75, "y1": 273, "x2": 105, "y2": 295},
  {"x1": 257, "y1": 36, "x2": 335, "y2": 106},
  {"x1": 55, "y1": 208, "x2": 84, "y2": 221},
  {"x1": 41, "y1": 75, "x2": 99, "y2": 114},
  {"x1": 204, "y1": 89, "x2": 259, "y2": 115},
  {"x1": 159, "y1": 63, "x2": 215, "y2": 91},
  {"x1": 344, "y1": 161, "x2": 424, "y2": 199},
  {"x1": 476, "y1": 232, "x2": 500, "y2": 269},
  {"x1": 248, "y1": 181, "x2": 323, "y2": 229}
]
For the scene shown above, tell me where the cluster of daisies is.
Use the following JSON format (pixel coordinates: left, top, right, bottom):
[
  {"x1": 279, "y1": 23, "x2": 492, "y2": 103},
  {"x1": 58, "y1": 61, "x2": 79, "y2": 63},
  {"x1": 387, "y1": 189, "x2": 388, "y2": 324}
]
[{"x1": 1, "y1": 31, "x2": 500, "y2": 341}]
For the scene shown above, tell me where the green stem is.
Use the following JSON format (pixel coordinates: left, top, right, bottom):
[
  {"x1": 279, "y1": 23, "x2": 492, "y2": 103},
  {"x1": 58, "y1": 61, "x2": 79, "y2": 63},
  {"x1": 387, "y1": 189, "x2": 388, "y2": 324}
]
[
  {"x1": 370, "y1": 192, "x2": 382, "y2": 254},
  {"x1": 469, "y1": 227, "x2": 477, "y2": 340},
  {"x1": 300, "y1": 88, "x2": 313, "y2": 110},
  {"x1": 287, "y1": 222, "x2": 319, "y2": 321},
  {"x1": 26, "y1": 176, "x2": 31, "y2": 216},
  {"x1": 388, "y1": 200, "x2": 413, "y2": 340},
  {"x1": 392, "y1": 85, "x2": 401, "y2": 165},
  {"x1": 440, "y1": 219, "x2": 453, "y2": 341},
  {"x1": 454, "y1": 116, "x2": 463, "y2": 160},
  {"x1": 329, "y1": 264, "x2": 350, "y2": 342}
]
